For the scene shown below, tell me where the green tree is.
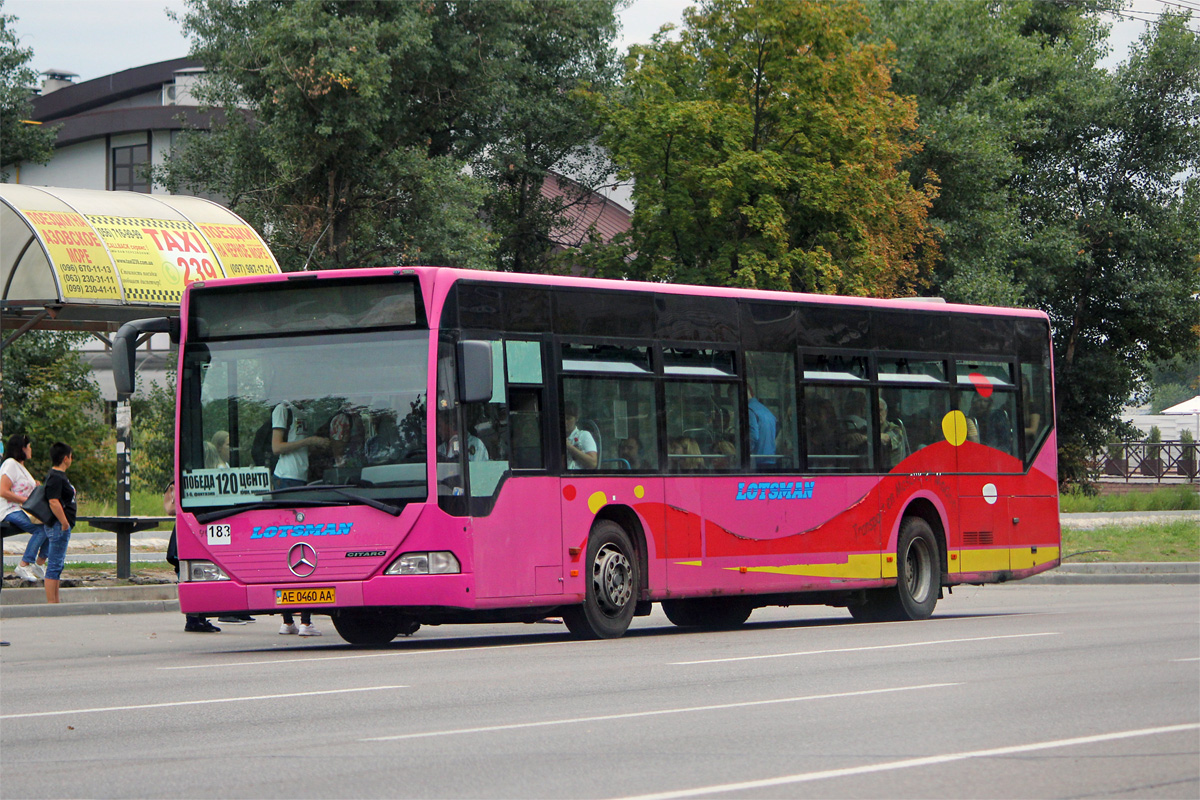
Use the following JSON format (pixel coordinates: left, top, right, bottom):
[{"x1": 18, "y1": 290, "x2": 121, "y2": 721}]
[
  {"x1": 131, "y1": 371, "x2": 176, "y2": 493},
  {"x1": 868, "y1": 1, "x2": 1200, "y2": 486},
  {"x1": 0, "y1": 0, "x2": 58, "y2": 179},
  {"x1": 1146, "y1": 355, "x2": 1199, "y2": 414},
  {"x1": 159, "y1": 0, "x2": 620, "y2": 274},
  {"x1": 590, "y1": 0, "x2": 938, "y2": 295},
  {"x1": 1, "y1": 332, "x2": 114, "y2": 501}
]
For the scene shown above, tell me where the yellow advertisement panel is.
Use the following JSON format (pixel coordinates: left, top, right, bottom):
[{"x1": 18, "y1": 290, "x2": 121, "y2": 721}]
[
  {"x1": 21, "y1": 209, "x2": 121, "y2": 300},
  {"x1": 84, "y1": 215, "x2": 219, "y2": 304},
  {"x1": 195, "y1": 222, "x2": 278, "y2": 277}
]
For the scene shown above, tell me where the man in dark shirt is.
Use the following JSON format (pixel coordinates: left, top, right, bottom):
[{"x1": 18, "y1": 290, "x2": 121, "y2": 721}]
[{"x1": 42, "y1": 442, "x2": 76, "y2": 604}]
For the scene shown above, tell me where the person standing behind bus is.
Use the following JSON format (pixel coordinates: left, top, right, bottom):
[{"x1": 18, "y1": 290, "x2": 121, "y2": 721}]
[
  {"x1": 41, "y1": 442, "x2": 75, "y2": 604},
  {"x1": 271, "y1": 402, "x2": 329, "y2": 489},
  {"x1": 3, "y1": 434, "x2": 47, "y2": 582}
]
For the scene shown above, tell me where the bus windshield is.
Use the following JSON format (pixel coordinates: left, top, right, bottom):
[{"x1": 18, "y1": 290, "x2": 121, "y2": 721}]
[{"x1": 178, "y1": 329, "x2": 429, "y2": 511}]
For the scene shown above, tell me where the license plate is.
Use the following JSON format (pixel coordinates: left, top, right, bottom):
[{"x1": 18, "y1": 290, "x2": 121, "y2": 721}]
[{"x1": 275, "y1": 587, "x2": 335, "y2": 605}]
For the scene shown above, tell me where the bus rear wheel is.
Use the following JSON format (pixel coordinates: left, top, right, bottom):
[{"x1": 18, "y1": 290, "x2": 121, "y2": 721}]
[
  {"x1": 851, "y1": 516, "x2": 940, "y2": 622},
  {"x1": 662, "y1": 597, "x2": 753, "y2": 630},
  {"x1": 331, "y1": 609, "x2": 418, "y2": 645},
  {"x1": 563, "y1": 521, "x2": 639, "y2": 640}
]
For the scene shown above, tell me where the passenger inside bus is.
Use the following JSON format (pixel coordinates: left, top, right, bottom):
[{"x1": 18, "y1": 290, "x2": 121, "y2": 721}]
[
  {"x1": 204, "y1": 430, "x2": 230, "y2": 469},
  {"x1": 437, "y1": 411, "x2": 489, "y2": 462},
  {"x1": 563, "y1": 403, "x2": 598, "y2": 470},
  {"x1": 668, "y1": 436, "x2": 703, "y2": 471},
  {"x1": 617, "y1": 436, "x2": 648, "y2": 470},
  {"x1": 878, "y1": 398, "x2": 908, "y2": 468},
  {"x1": 746, "y1": 385, "x2": 777, "y2": 463},
  {"x1": 271, "y1": 402, "x2": 330, "y2": 489}
]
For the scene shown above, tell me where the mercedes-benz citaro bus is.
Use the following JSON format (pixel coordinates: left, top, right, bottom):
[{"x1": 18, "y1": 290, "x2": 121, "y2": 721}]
[{"x1": 113, "y1": 267, "x2": 1059, "y2": 644}]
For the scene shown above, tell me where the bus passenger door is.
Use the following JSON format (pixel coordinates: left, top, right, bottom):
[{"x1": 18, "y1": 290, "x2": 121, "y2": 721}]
[{"x1": 465, "y1": 339, "x2": 563, "y2": 600}]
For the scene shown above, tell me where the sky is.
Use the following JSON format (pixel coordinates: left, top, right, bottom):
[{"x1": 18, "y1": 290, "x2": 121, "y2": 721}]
[{"x1": 5, "y1": 0, "x2": 1184, "y2": 86}]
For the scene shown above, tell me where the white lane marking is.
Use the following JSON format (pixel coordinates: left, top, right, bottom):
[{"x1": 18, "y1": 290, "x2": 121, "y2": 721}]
[
  {"x1": 361, "y1": 683, "x2": 958, "y2": 742},
  {"x1": 1172, "y1": 657, "x2": 1200, "y2": 662},
  {"x1": 158, "y1": 639, "x2": 577, "y2": 670},
  {"x1": 1, "y1": 685, "x2": 407, "y2": 720},
  {"x1": 672, "y1": 632, "x2": 1061, "y2": 665},
  {"x1": 609, "y1": 723, "x2": 1200, "y2": 800}
]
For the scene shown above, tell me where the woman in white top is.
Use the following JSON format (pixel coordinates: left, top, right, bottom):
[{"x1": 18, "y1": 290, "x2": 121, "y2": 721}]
[{"x1": 1, "y1": 434, "x2": 47, "y2": 581}]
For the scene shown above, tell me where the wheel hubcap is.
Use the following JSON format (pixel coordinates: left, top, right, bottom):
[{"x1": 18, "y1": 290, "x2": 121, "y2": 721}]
[
  {"x1": 904, "y1": 538, "x2": 932, "y2": 602},
  {"x1": 593, "y1": 543, "x2": 632, "y2": 615}
]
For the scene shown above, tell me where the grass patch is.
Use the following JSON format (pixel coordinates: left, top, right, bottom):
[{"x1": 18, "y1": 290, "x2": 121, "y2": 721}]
[
  {"x1": 1059, "y1": 485, "x2": 1199, "y2": 513},
  {"x1": 73, "y1": 490, "x2": 173, "y2": 535},
  {"x1": 1062, "y1": 521, "x2": 1200, "y2": 562}
]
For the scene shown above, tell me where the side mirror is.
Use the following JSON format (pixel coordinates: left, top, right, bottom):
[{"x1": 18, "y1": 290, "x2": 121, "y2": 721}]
[
  {"x1": 113, "y1": 317, "x2": 178, "y2": 400},
  {"x1": 457, "y1": 340, "x2": 493, "y2": 405}
]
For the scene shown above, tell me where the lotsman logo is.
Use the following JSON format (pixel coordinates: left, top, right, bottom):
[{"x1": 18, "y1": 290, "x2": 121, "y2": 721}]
[
  {"x1": 251, "y1": 522, "x2": 353, "y2": 539},
  {"x1": 736, "y1": 480, "x2": 815, "y2": 501}
]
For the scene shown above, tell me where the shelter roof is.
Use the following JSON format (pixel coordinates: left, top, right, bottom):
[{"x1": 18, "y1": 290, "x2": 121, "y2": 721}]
[{"x1": 2, "y1": 185, "x2": 278, "y2": 335}]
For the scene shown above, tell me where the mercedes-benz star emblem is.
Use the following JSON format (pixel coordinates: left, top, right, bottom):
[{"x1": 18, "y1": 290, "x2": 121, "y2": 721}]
[{"x1": 287, "y1": 542, "x2": 317, "y2": 577}]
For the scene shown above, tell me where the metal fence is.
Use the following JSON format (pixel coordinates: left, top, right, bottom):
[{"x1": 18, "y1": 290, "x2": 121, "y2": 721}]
[{"x1": 1094, "y1": 441, "x2": 1199, "y2": 482}]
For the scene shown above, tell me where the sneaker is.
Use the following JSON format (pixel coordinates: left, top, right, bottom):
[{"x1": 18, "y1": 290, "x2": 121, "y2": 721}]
[
  {"x1": 240, "y1": 615, "x2": 257, "y2": 623},
  {"x1": 297, "y1": 623, "x2": 322, "y2": 637},
  {"x1": 185, "y1": 620, "x2": 221, "y2": 633},
  {"x1": 279, "y1": 623, "x2": 299, "y2": 635},
  {"x1": 217, "y1": 616, "x2": 249, "y2": 624},
  {"x1": 13, "y1": 564, "x2": 37, "y2": 582},
  {"x1": 30, "y1": 563, "x2": 46, "y2": 579}
]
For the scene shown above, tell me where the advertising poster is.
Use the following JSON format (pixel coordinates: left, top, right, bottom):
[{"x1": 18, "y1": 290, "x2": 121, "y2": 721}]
[
  {"x1": 195, "y1": 222, "x2": 279, "y2": 277},
  {"x1": 85, "y1": 214, "x2": 219, "y2": 303},
  {"x1": 21, "y1": 209, "x2": 121, "y2": 300}
]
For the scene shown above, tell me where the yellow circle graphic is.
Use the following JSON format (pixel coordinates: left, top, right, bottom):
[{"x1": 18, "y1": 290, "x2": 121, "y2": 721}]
[
  {"x1": 634, "y1": 485, "x2": 645, "y2": 499},
  {"x1": 588, "y1": 491, "x2": 608, "y2": 515},
  {"x1": 942, "y1": 410, "x2": 968, "y2": 446}
]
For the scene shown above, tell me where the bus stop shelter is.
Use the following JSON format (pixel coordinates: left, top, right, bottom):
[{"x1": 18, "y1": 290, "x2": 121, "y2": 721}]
[{"x1": 1, "y1": 185, "x2": 279, "y2": 576}]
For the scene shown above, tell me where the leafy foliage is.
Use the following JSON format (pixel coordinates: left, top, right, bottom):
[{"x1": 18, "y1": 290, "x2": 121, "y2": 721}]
[
  {"x1": 0, "y1": 0, "x2": 58, "y2": 178},
  {"x1": 2, "y1": 332, "x2": 115, "y2": 501},
  {"x1": 868, "y1": 0, "x2": 1200, "y2": 486},
  {"x1": 158, "y1": 0, "x2": 620, "y2": 274},
  {"x1": 590, "y1": 0, "x2": 938, "y2": 295},
  {"x1": 131, "y1": 371, "x2": 176, "y2": 494}
]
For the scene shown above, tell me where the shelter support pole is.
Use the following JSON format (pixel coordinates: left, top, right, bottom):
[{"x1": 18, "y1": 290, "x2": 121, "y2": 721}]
[{"x1": 116, "y1": 400, "x2": 132, "y2": 518}]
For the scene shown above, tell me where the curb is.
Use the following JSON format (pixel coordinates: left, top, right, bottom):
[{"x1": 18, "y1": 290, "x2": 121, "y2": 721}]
[
  {"x1": 1021, "y1": 561, "x2": 1199, "y2": 585},
  {"x1": 1, "y1": 599, "x2": 180, "y2": 618},
  {"x1": 3, "y1": 564, "x2": 1197, "y2": 618}
]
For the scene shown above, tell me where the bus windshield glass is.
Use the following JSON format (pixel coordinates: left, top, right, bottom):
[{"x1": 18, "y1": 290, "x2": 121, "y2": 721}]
[{"x1": 178, "y1": 330, "x2": 429, "y2": 511}]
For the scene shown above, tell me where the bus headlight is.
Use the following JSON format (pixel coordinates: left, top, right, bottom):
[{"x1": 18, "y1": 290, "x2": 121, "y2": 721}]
[
  {"x1": 385, "y1": 551, "x2": 461, "y2": 576},
  {"x1": 183, "y1": 561, "x2": 230, "y2": 582}
]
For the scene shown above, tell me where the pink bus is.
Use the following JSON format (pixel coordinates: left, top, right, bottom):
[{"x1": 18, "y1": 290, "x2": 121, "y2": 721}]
[{"x1": 114, "y1": 267, "x2": 1059, "y2": 643}]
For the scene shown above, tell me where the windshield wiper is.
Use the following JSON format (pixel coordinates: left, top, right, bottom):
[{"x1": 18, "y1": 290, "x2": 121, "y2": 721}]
[
  {"x1": 195, "y1": 498, "x2": 328, "y2": 524},
  {"x1": 255, "y1": 483, "x2": 403, "y2": 516}
]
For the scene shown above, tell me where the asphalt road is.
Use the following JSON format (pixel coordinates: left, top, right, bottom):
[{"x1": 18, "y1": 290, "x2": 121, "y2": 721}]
[{"x1": 1, "y1": 584, "x2": 1197, "y2": 799}]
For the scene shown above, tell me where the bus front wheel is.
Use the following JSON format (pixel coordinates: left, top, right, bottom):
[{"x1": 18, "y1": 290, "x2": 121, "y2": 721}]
[
  {"x1": 563, "y1": 521, "x2": 639, "y2": 640},
  {"x1": 851, "y1": 516, "x2": 939, "y2": 622}
]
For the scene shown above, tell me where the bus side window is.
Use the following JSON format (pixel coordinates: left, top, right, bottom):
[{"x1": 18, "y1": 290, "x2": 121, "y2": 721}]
[
  {"x1": 1021, "y1": 362, "x2": 1051, "y2": 460},
  {"x1": 803, "y1": 385, "x2": 874, "y2": 472},
  {"x1": 510, "y1": 389, "x2": 543, "y2": 469},
  {"x1": 465, "y1": 341, "x2": 509, "y2": 498},
  {"x1": 745, "y1": 351, "x2": 798, "y2": 472}
]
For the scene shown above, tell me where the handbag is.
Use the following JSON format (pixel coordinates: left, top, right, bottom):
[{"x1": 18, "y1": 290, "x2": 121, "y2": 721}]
[{"x1": 21, "y1": 484, "x2": 53, "y2": 525}]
